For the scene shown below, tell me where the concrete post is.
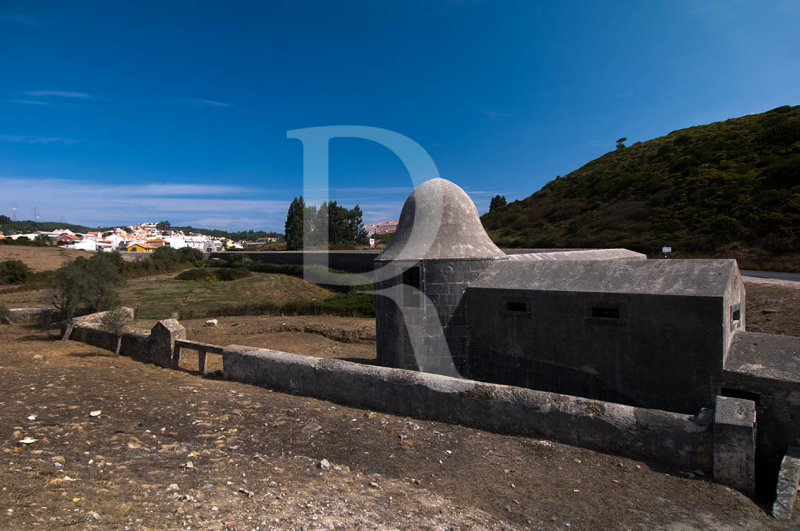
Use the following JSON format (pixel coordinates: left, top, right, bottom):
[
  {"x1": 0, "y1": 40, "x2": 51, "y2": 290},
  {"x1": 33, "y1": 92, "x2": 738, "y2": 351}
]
[
  {"x1": 713, "y1": 395, "x2": 756, "y2": 495},
  {"x1": 772, "y1": 446, "x2": 800, "y2": 520},
  {"x1": 150, "y1": 319, "x2": 186, "y2": 368}
]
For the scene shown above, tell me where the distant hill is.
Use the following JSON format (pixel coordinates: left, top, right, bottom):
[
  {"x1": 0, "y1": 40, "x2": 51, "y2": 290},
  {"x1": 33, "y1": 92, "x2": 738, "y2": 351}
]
[
  {"x1": 481, "y1": 105, "x2": 800, "y2": 271},
  {"x1": 0, "y1": 220, "x2": 97, "y2": 235}
]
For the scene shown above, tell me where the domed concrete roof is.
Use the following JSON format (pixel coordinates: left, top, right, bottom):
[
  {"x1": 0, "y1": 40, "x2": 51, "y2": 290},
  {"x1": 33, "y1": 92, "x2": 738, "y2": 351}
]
[{"x1": 376, "y1": 178, "x2": 506, "y2": 261}]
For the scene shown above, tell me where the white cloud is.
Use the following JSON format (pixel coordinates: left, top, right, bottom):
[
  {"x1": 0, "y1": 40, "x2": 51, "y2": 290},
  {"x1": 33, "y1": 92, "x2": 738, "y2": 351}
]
[
  {"x1": 25, "y1": 90, "x2": 93, "y2": 99},
  {"x1": 0, "y1": 177, "x2": 289, "y2": 231},
  {"x1": 8, "y1": 99, "x2": 49, "y2": 106},
  {"x1": 199, "y1": 99, "x2": 234, "y2": 107},
  {"x1": 476, "y1": 106, "x2": 515, "y2": 120},
  {"x1": 0, "y1": 135, "x2": 80, "y2": 145},
  {"x1": 177, "y1": 98, "x2": 236, "y2": 108}
]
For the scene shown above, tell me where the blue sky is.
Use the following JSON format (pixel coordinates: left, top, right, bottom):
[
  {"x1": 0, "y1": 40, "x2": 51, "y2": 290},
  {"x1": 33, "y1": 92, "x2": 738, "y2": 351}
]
[{"x1": 1, "y1": 1, "x2": 799, "y2": 232}]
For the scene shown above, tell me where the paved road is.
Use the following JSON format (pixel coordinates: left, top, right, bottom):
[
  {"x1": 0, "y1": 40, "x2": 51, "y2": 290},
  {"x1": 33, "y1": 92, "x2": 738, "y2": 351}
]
[{"x1": 741, "y1": 270, "x2": 800, "y2": 282}]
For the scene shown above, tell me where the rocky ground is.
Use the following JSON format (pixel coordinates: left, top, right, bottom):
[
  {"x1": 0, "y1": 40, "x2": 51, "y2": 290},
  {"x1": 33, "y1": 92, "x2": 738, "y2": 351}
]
[{"x1": 0, "y1": 278, "x2": 798, "y2": 529}]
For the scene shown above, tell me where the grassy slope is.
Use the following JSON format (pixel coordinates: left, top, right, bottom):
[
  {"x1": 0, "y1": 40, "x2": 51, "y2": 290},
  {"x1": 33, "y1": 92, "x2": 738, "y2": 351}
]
[
  {"x1": 481, "y1": 105, "x2": 800, "y2": 270},
  {"x1": 120, "y1": 273, "x2": 335, "y2": 319}
]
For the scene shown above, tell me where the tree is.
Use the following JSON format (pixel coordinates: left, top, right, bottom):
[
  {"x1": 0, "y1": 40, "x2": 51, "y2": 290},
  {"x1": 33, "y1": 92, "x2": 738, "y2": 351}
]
[
  {"x1": 156, "y1": 220, "x2": 171, "y2": 230},
  {"x1": 0, "y1": 214, "x2": 11, "y2": 225},
  {"x1": 49, "y1": 254, "x2": 125, "y2": 339},
  {"x1": 284, "y1": 196, "x2": 305, "y2": 250},
  {"x1": 176, "y1": 246, "x2": 203, "y2": 265},
  {"x1": 100, "y1": 306, "x2": 132, "y2": 357},
  {"x1": 616, "y1": 137, "x2": 627, "y2": 150},
  {"x1": 150, "y1": 246, "x2": 179, "y2": 270},
  {"x1": 489, "y1": 195, "x2": 507, "y2": 212}
]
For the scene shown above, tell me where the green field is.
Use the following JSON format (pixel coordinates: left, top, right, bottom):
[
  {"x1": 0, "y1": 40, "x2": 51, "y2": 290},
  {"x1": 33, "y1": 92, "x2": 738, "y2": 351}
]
[{"x1": 119, "y1": 272, "x2": 335, "y2": 319}]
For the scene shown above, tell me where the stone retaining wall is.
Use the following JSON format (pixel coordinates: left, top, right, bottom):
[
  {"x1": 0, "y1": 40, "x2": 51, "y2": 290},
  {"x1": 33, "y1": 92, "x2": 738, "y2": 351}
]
[{"x1": 223, "y1": 344, "x2": 713, "y2": 469}]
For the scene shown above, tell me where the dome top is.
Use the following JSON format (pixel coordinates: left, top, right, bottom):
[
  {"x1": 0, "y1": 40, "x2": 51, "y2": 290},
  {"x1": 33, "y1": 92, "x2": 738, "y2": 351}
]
[{"x1": 376, "y1": 178, "x2": 506, "y2": 261}]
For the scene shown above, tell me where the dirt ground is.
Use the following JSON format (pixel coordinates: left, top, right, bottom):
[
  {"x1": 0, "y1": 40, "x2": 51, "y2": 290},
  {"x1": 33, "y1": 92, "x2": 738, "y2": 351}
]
[
  {"x1": 1, "y1": 323, "x2": 795, "y2": 531},
  {"x1": 1, "y1": 281, "x2": 799, "y2": 528},
  {"x1": 0, "y1": 246, "x2": 94, "y2": 272}
]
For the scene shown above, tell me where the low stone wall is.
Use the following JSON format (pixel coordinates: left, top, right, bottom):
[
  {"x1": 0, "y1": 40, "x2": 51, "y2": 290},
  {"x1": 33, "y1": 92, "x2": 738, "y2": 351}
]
[
  {"x1": 64, "y1": 312, "x2": 184, "y2": 368},
  {"x1": 67, "y1": 320, "x2": 150, "y2": 358},
  {"x1": 223, "y1": 345, "x2": 713, "y2": 469},
  {"x1": 8, "y1": 307, "x2": 59, "y2": 324}
]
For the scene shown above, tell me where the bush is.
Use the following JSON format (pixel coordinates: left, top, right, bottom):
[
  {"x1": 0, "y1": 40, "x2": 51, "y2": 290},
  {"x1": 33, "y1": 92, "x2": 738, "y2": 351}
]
[
  {"x1": 176, "y1": 246, "x2": 204, "y2": 265},
  {"x1": 49, "y1": 254, "x2": 125, "y2": 321},
  {"x1": 175, "y1": 267, "x2": 250, "y2": 282},
  {"x1": 0, "y1": 302, "x2": 10, "y2": 324},
  {"x1": 181, "y1": 291, "x2": 375, "y2": 319},
  {"x1": 0, "y1": 260, "x2": 31, "y2": 284},
  {"x1": 150, "y1": 246, "x2": 179, "y2": 271}
]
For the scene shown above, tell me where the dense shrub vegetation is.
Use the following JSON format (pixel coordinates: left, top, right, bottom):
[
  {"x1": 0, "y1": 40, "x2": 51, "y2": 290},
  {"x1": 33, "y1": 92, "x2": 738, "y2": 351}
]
[
  {"x1": 0, "y1": 260, "x2": 32, "y2": 284},
  {"x1": 481, "y1": 105, "x2": 800, "y2": 269},
  {"x1": 175, "y1": 267, "x2": 250, "y2": 282}
]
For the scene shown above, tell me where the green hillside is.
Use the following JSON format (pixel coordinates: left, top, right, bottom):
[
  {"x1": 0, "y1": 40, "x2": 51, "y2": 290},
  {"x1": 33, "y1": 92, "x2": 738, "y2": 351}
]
[{"x1": 482, "y1": 105, "x2": 800, "y2": 271}]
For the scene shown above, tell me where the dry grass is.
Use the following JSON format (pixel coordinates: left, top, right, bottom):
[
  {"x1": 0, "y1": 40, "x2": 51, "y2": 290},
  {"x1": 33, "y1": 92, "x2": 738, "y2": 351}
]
[{"x1": 0, "y1": 246, "x2": 94, "y2": 271}]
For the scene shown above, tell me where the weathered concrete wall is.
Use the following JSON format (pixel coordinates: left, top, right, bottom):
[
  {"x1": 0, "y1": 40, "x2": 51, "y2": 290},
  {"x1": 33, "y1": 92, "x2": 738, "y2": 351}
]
[
  {"x1": 713, "y1": 395, "x2": 757, "y2": 494},
  {"x1": 723, "y1": 332, "x2": 800, "y2": 485},
  {"x1": 223, "y1": 344, "x2": 713, "y2": 469},
  {"x1": 772, "y1": 447, "x2": 800, "y2": 520},
  {"x1": 68, "y1": 321, "x2": 150, "y2": 360},
  {"x1": 375, "y1": 259, "x2": 498, "y2": 376},
  {"x1": 466, "y1": 288, "x2": 725, "y2": 414},
  {"x1": 64, "y1": 312, "x2": 184, "y2": 368},
  {"x1": 7, "y1": 307, "x2": 59, "y2": 324}
]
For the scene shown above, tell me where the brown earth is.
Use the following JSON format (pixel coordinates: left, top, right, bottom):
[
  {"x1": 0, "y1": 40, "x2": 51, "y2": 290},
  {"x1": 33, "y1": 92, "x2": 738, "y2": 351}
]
[
  {"x1": 0, "y1": 246, "x2": 94, "y2": 272},
  {"x1": 1, "y1": 280, "x2": 799, "y2": 528}
]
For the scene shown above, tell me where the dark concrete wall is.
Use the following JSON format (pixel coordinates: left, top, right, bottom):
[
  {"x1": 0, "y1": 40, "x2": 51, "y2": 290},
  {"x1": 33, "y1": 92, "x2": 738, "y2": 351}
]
[
  {"x1": 723, "y1": 332, "x2": 800, "y2": 488},
  {"x1": 223, "y1": 344, "x2": 713, "y2": 470},
  {"x1": 375, "y1": 259, "x2": 498, "y2": 376},
  {"x1": 465, "y1": 288, "x2": 727, "y2": 414}
]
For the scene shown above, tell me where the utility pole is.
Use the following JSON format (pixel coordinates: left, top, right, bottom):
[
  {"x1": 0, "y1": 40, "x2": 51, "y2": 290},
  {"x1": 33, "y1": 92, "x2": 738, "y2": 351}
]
[{"x1": 12, "y1": 203, "x2": 17, "y2": 221}]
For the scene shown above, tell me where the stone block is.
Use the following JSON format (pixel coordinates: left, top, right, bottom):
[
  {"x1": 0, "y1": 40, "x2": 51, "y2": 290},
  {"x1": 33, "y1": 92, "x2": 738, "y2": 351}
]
[
  {"x1": 150, "y1": 319, "x2": 186, "y2": 368},
  {"x1": 772, "y1": 446, "x2": 800, "y2": 520},
  {"x1": 713, "y1": 395, "x2": 756, "y2": 494}
]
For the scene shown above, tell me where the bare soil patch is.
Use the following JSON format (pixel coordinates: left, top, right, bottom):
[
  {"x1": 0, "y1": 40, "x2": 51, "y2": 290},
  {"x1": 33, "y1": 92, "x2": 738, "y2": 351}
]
[
  {"x1": 0, "y1": 324, "x2": 791, "y2": 530},
  {"x1": 743, "y1": 279, "x2": 800, "y2": 337},
  {"x1": 0, "y1": 246, "x2": 94, "y2": 272}
]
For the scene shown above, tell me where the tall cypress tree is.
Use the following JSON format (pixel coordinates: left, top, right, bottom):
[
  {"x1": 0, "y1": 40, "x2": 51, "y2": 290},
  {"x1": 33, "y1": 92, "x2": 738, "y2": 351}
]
[{"x1": 284, "y1": 196, "x2": 305, "y2": 250}]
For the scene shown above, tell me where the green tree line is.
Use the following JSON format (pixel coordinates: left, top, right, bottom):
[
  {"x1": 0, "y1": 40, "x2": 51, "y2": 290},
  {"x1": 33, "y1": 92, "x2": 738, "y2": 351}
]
[{"x1": 284, "y1": 197, "x2": 367, "y2": 250}]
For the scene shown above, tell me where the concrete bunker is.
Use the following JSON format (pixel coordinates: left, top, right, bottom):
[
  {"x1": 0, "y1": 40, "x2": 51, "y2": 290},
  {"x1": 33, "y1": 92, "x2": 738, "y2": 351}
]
[{"x1": 375, "y1": 177, "x2": 800, "y2": 501}]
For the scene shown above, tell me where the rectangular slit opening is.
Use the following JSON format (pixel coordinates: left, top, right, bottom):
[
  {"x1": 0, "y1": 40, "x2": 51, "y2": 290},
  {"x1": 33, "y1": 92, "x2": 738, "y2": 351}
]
[
  {"x1": 506, "y1": 301, "x2": 527, "y2": 312},
  {"x1": 591, "y1": 306, "x2": 620, "y2": 319},
  {"x1": 402, "y1": 267, "x2": 420, "y2": 308}
]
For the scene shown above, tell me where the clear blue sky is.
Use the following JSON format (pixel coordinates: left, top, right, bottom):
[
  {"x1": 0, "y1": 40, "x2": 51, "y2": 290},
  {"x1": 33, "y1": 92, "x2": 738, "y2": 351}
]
[{"x1": 1, "y1": 1, "x2": 799, "y2": 232}]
